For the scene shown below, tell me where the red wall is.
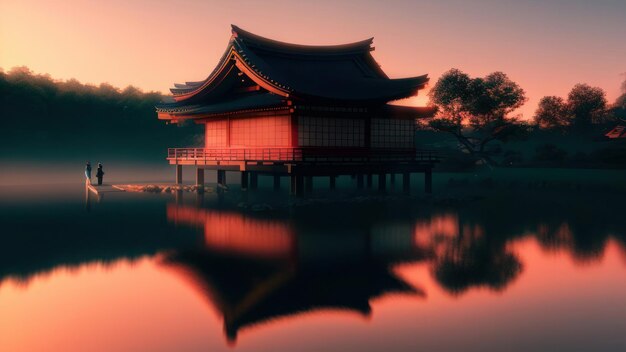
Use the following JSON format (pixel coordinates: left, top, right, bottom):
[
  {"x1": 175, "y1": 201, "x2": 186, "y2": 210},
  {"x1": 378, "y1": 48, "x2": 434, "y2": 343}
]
[
  {"x1": 205, "y1": 120, "x2": 228, "y2": 147},
  {"x1": 203, "y1": 115, "x2": 292, "y2": 148}
]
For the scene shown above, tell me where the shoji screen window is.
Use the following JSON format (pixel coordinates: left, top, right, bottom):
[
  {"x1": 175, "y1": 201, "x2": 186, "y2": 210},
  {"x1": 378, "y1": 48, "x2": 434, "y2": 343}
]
[
  {"x1": 371, "y1": 119, "x2": 414, "y2": 148},
  {"x1": 298, "y1": 117, "x2": 364, "y2": 147}
]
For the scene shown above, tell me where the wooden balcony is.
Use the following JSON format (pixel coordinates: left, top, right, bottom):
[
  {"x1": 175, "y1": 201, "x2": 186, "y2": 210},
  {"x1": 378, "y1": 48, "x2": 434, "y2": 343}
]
[{"x1": 167, "y1": 147, "x2": 440, "y2": 165}]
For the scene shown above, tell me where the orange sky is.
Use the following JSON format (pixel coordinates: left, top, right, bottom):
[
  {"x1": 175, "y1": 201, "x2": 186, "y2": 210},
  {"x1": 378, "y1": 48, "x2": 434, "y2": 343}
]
[{"x1": 1, "y1": 0, "x2": 624, "y2": 119}]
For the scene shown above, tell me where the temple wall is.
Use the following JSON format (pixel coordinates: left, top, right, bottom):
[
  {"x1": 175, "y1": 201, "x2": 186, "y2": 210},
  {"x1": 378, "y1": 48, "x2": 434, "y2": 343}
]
[
  {"x1": 297, "y1": 116, "x2": 365, "y2": 147},
  {"x1": 203, "y1": 115, "x2": 414, "y2": 149},
  {"x1": 229, "y1": 114, "x2": 291, "y2": 147},
  {"x1": 297, "y1": 116, "x2": 414, "y2": 148},
  {"x1": 205, "y1": 120, "x2": 228, "y2": 147},
  {"x1": 370, "y1": 118, "x2": 414, "y2": 148}
]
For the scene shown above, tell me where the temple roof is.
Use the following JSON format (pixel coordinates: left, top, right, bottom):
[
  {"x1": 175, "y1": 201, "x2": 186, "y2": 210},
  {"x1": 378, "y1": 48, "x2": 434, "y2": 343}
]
[
  {"x1": 157, "y1": 93, "x2": 285, "y2": 115},
  {"x1": 158, "y1": 25, "x2": 430, "y2": 113}
]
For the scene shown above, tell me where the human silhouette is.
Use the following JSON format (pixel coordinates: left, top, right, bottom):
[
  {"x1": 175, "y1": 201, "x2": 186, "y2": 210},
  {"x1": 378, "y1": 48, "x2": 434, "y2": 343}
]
[
  {"x1": 96, "y1": 163, "x2": 105, "y2": 186},
  {"x1": 85, "y1": 162, "x2": 92, "y2": 184}
]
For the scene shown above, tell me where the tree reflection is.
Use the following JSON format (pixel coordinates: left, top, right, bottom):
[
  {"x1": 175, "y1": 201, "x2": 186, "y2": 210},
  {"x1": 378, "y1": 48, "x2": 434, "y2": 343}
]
[{"x1": 432, "y1": 241, "x2": 522, "y2": 295}]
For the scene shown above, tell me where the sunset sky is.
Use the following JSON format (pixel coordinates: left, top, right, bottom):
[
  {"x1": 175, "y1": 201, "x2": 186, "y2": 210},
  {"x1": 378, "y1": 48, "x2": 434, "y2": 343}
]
[{"x1": 1, "y1": 0, "x2": 624, "y2": 119}]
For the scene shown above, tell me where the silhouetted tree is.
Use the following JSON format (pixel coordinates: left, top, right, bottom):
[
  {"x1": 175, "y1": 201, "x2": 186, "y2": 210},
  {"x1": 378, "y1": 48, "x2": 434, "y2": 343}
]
[
  {"x1": 614, "y1": 76, "x2": 626, "y2": 120},
  {"x1": 428, "y1": 69, "x2": 528, "y2": 165},
  {"x1": 533, "y1": 96, "x2": 569, "y2": 130},
  {"x1": 0, "y1": 66, "x2": 199, "y2": 161},
  {"x1": 567, "y1": 83, "x2": 607, "y2": 128}
]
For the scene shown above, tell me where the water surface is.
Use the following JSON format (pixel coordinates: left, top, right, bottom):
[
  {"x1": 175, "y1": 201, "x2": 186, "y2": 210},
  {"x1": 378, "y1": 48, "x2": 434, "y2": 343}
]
[{"x1": 0, "y1": 184, "x2": 625, "y2": 352}]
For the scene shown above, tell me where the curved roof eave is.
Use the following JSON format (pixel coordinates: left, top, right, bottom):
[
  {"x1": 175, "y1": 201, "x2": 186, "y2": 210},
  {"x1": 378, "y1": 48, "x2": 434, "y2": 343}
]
[{"x1": 231, "y1": 25, "x2": 374, "y2": 55}]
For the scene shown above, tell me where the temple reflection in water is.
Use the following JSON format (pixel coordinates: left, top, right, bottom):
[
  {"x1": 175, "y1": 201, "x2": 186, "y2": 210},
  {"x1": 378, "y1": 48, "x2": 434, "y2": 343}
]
[{"x1": 164, "y1": 203, "x2": 432, "y2": 343}]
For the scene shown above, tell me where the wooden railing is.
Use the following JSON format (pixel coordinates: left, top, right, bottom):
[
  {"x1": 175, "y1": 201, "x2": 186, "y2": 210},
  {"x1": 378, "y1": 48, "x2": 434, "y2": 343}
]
[{"x1": 167, "y1": 147, "x2": 440, "y2": 163}]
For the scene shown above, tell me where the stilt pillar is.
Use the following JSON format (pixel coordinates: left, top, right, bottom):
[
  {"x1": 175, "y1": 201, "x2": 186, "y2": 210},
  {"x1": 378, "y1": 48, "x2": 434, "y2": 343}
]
[
  {"x1": 217, "y1": 170, "x2": 226, "y2": 186},
  {"x1": 175, "y1": 165, "x2": 183, "y2": 185},
  {"x1": 241, "y1": 171, "x2": 249, "y2": 190},
  {"x1": 403, "y1": 172, "x2": 411, "y2": 194},
  {"x1": 290, "y1": 175, "x2": 297, "y2": 195},
  {"x1": 294, "y1": 175, "x2": 304, "y2": 197},
  {"x1": 305, "y1": 176, "x2": 313, "y2": 192},
  {"x1": 196, "y1": 168, "x2": 204, "y2": 193},
  {"x1": 366, "y1": 174, "x2": 373, "y2": 188},
  {"x1": 273, "y1": 175, "x2": 281, "y2": 191},
  {"x1": 250, "y1": 172, "x2": 258, "y2": 189},
  {"x1": 196, "y1": 168, "x2": 204, "y2": 185},
  {"x1": 378, "y1": 173, "x2": 386, "y2": 191},
  {"x1": 390, "y1": 173, "x2": 396, "y2": 186},
  {"x1": 425, "y1": 169, "x2": 433, "y2": 194},
  {"x1": 329, "y1": 175, "x2": 336, "y2": 190},
  {"x1": 357, "y1": 174, "x2": 364, "y2": 189}
]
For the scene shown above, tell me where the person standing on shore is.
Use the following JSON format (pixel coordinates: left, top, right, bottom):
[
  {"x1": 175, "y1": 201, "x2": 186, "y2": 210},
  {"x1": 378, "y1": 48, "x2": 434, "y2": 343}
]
[
  {"x1": 96, "y1": 163, "x2": 105, "y2": 186},
  {"x1": 85, "y1": 162, "x2": 92, "y2": 184}
]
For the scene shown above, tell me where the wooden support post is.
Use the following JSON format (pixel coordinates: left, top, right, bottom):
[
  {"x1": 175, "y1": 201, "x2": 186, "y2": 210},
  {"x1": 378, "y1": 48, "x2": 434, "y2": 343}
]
[
  {"x1": 425, "y1": 169, "x2": 433, "y2": 194},
  {"x1": 217, "y1": 170, "x2": 226, "y2": 186},
  {"x1": 250, "y1": 172, "x2": 258, "y2": 189},
  {"x1": 390, "y1": 173, "x2": 396, "y2": 186},
  {"x1": 241, "y1": 171, "x2": 249, "y2": 190},
  {"x1": 273, "y1": 175, "x2": 281, "y2": 191},
  {"x1": 196, "y1": 168, "x2": 204, "y2": 186},
  {"x1": 305, "y1": 176, "x2": 313, "y2": 193},
  {"x1": 403, "y1": 172, "x2": 411, "y2": 194},
  {"x1": 367, "y1": 174, "x2": 373, "y2": 188},
  {"x1": 175, "y1": 165, "x2": 183, "y2": 185},
  {"x1": 329, "y1": 175, "x2": 336, "y2": 190},
  {"x1": 378, "y1": 173, "x2": 386, "y2": 191},
  {"x1": 290, "y1": 175, "x2": 297, "y2": 195},
  {"x1": 357, "y1": 174, "x2": 364, "y2": 189},
  {"x1": 296, "y1": 175, "x2": 304, "y2": 197}
]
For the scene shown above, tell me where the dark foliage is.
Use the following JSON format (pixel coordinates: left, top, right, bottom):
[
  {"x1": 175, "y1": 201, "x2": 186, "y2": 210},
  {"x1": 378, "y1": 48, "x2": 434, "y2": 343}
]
[
  {"x1": 533, "y1": 96, "x2": 569, "y2": 130},
  {"x1": 428, "y1": 69, "x2": 528, "y2": 166},
  {"x1": 568, "y1": 83, "x2": 608, "y2": 127},
  {"x1": 533, "y1": 83, "x2": 610, "y2": 131},
  {"x1": 0, "y1": 67, "x2": 200, "y2": 161},
  {"x1": 534, "y1": 143, "x2": 568, "y2": 163}
]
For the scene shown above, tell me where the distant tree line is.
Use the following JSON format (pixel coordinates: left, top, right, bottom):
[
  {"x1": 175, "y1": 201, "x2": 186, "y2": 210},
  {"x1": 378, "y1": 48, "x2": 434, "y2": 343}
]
[
  {"x1": 425, "y1": 68, "x2": 626, "y2": 169},
  {"x1": 534, "y1": 83, "x2": 615, "y2": 130},
  {"x1": 0, "y1": 66, "x2": 199, "y2": 162}
]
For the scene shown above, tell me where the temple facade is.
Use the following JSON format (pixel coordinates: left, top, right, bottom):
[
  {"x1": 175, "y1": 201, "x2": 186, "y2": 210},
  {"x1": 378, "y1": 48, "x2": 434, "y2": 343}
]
[{"x1": 157, "y1": 25, "x2": 439, "y2": 194}]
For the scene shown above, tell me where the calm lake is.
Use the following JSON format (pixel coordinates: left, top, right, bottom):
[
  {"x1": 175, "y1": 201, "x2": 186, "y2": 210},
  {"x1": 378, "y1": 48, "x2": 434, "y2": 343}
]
[{"x1": 1, "y1": 178, "x2": 625, "y2": 352}]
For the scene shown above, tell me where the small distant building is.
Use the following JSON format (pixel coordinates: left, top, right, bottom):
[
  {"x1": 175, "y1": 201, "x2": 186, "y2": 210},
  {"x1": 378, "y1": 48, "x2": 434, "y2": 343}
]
[{"x1": 157, "y1": 25, "x2": 438, "y2": 194}]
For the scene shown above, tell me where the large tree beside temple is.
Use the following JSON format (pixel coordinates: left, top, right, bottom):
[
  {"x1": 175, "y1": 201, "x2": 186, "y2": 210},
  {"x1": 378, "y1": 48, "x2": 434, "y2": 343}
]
[{"x1": 427, "y1": 69, "x2": 527, "y2": 165}]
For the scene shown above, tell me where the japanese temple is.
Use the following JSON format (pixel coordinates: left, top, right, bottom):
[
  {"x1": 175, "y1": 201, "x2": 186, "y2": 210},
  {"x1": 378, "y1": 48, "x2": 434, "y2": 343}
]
[{"x1": 157, "y1": 25, "x2": 439, "y2": 195}]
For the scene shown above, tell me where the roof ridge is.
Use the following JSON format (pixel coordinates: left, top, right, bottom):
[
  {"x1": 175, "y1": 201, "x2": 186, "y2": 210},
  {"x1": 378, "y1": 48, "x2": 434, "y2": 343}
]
[{"x1": 231, "y1": 24, "x2": 374, "y2": 54}]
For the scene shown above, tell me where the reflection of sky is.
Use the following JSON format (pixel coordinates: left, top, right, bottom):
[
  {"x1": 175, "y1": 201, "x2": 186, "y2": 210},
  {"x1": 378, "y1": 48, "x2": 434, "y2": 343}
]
[
  {"x1": 2, "y1": 0, "x2": 625, "y2": 119},
  {"x1": 0, "y1": 186, "x2": 625, "y2": 350},
  {"x1": 1, "y1": 240, "x2": 624, "y2": 352}
]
